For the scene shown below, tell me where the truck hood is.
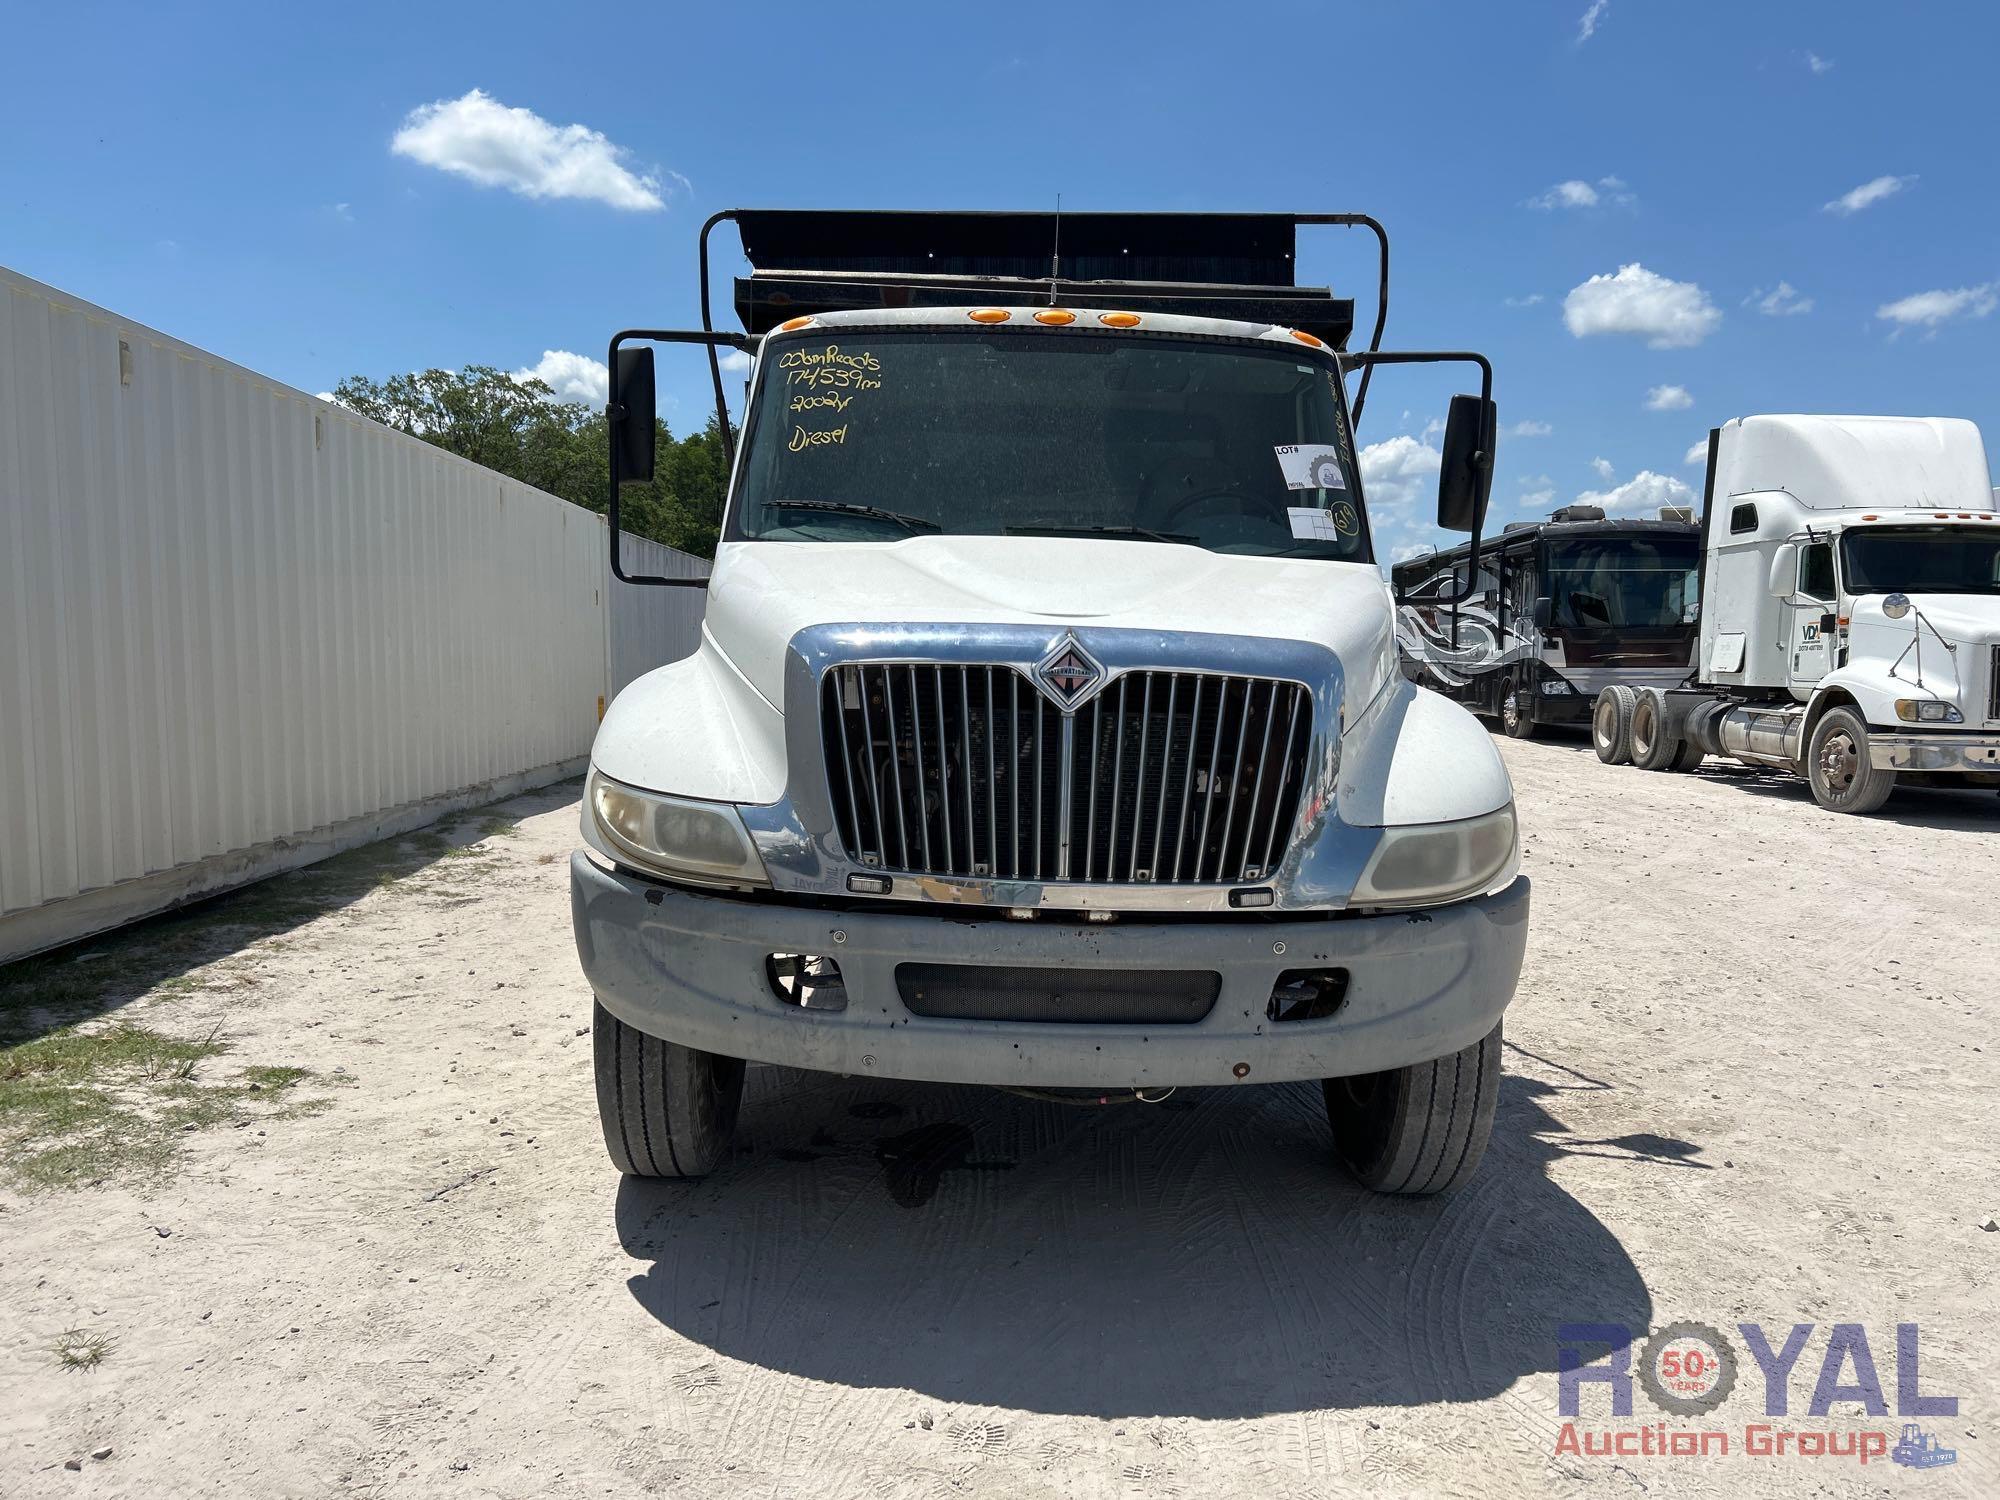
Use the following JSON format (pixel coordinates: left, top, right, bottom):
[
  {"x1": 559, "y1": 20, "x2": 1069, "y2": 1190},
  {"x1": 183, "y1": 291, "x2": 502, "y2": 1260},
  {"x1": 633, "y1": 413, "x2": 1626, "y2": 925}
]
[
  {"x1": 1844, "y1": 593, "x2": 2000, "y2": 715},
  {"x1": 701, "y1": 536, "x2": 1397, "y2": 711},
  {"x1": 1849, "y1": 593, "x2": 2000, "y2": 649}
]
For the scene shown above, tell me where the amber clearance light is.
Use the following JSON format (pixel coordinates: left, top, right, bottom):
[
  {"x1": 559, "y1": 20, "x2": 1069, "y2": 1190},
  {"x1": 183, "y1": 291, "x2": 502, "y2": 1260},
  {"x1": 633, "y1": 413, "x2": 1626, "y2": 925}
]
[
  {"x1": 1099, "y1": 311, "x2": 1142, "y2": 328},
  {"x1": 777, "y1": 315, "x2": 815, "y2": 332},
  {"x1": 968, "y1": 308, "x2": 1011, "y2": 324},
  {"x1": 1289, "y1": 329, "x2": 1326, "y2": 348},
  {"x1": 1033, "y1": 309, "x2": 1076, "y2": 325}
]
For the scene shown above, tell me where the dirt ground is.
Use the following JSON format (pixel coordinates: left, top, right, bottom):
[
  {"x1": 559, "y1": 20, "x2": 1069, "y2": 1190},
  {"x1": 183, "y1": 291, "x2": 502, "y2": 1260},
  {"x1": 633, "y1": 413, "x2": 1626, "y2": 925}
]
[{"x1": 3, "y1": 737, "x2": 1995, "y2": 1499}]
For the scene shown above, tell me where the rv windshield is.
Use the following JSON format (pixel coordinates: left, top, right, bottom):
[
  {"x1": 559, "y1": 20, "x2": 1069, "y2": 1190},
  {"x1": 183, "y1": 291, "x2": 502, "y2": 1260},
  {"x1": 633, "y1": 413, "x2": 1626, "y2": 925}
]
[
  {"x1": 1840, "y1": 527, "x2": 2000, "y2": 597},
  {"x1": 1545, "y1": 535, "x2": 1700, "y2": 629},
  {"x1": 730, "y1": 328, "x2": 1368, "y2": 562}
]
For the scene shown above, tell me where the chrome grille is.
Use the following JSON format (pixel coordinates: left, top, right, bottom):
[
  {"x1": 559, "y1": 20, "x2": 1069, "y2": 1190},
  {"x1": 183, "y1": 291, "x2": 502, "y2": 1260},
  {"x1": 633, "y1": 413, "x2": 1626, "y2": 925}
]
[{"x1": 820, "y1": 665, "x2": 1312, "y2": 885}]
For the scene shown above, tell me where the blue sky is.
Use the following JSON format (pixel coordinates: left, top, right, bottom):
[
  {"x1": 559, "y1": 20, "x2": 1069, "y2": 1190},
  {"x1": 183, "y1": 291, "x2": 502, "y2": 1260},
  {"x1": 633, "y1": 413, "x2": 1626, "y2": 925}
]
[{"x1": 4, "y1": 0, "x2": 1993, "y2": 562}]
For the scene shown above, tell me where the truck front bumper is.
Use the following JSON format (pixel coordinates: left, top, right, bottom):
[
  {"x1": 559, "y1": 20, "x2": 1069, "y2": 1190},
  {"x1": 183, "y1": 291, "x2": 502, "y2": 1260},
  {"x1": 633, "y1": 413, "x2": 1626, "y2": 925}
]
[
  {"x1": 1869, "y1": 731, "x2": 2000, "y2": 771},
  {"x1": 570, "y1": 852, "x2": 1530, "y2": 1089}
]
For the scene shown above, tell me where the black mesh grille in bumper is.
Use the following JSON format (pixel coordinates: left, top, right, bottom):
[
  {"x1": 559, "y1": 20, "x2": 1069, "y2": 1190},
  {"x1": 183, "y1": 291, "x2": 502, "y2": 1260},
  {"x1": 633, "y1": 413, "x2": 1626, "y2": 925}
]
[{"x1": 895, "y1": 963, "x2": 1220, "y2": 1024}]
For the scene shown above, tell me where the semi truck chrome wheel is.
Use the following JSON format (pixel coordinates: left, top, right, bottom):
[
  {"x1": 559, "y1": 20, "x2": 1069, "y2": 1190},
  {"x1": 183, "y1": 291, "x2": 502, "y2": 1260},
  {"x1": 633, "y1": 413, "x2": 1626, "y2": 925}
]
[
  {"x1": 1501, "y1": 691, "x2": 1538, "y2": 739},
  {"x1": 1806, "y1": 706, "x2": 1897, "y2": 815}
]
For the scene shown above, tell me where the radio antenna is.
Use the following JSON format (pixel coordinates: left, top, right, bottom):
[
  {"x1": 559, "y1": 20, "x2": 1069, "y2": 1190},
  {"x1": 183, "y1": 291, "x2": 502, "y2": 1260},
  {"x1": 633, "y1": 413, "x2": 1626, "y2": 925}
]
[{"x1": 1049, "y1": 193, "x2": 1062, "y2": 305}]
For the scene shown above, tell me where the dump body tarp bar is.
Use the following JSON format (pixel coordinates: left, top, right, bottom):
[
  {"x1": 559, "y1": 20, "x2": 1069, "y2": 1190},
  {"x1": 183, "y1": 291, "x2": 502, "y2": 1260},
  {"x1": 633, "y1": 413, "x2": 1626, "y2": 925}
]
[{"x1": 723, "y1": 209, "x2": 1357, "y2": 349}]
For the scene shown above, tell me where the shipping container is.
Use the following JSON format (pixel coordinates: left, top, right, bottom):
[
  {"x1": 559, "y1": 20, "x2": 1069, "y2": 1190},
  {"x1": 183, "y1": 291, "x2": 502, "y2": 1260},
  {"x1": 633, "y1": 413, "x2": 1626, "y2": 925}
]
[{"x1": 0, "y1": 267, "x2": 705, "y2": 962}]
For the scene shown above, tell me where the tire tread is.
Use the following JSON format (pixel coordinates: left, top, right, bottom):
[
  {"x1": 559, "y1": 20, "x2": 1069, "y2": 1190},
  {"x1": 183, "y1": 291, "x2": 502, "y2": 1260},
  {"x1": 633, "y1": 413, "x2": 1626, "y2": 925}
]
[{"x1": 1324, "y1": 1024, "x2": 1502, "y2": 1196}]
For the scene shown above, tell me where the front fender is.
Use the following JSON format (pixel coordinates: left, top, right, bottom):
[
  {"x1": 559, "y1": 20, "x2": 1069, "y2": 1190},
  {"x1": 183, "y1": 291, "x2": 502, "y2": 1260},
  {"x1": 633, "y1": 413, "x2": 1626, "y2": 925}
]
[
  {"x1": 590, "y1": 631, "x2": 787, "y2": 803},
  {"x1": 1336, "y1": 680, "x2": 1514, "y2": 827},
  {"x1": 1812, "y1": 664, "x2": 1938, "y2": 733}
]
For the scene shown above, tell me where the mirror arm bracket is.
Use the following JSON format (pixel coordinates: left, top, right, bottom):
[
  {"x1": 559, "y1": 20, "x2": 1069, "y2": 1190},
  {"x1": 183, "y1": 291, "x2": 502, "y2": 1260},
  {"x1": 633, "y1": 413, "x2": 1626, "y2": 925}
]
[
  {"x1": 1343, "y1": 351, "x2": 1494, "y2": 604},
  {"x1": 606, "y1": 326, "x2": 754, "y2": 589}
]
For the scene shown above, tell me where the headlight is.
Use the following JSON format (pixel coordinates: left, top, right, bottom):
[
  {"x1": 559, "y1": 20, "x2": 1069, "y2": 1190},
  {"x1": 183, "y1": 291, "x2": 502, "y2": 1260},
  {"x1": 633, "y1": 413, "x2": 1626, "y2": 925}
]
[
  {"x1": 1538, "y1": 679, "x2": 1574, "y2": 695},
  {"x1": 1894, "y1": 699, "x2": 1964, "y2": 724},
  {"x1": 1350, "y1": 806, "x2": 1517, "y2": 910},
  {"x1": 584, "y1": 770, "x2": 770, "y2": 887}
]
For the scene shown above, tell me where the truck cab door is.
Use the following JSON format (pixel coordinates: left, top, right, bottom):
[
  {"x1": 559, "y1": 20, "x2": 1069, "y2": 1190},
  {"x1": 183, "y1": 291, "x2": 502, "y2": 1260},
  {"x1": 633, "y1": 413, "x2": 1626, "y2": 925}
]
[{"x1": 1786, "y1": 540, "x2": 1838, "y2": 693}]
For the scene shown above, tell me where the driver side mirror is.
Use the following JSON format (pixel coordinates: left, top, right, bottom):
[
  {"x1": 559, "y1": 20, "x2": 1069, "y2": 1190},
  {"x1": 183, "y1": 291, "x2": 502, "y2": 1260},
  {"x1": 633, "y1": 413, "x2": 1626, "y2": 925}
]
[
  {"x1": 1532, "y1": 596, "x2": 1553, "y2": 631},
  {"x1": 610, "y1": 346, "x2": 657, "y2": 484},
  {"x1": 1437, "y1": 394, "x2": 1496, "y2": 533},
  {"x1": 1767, "y1": 542, "x2": 1798, "y2": 598}
]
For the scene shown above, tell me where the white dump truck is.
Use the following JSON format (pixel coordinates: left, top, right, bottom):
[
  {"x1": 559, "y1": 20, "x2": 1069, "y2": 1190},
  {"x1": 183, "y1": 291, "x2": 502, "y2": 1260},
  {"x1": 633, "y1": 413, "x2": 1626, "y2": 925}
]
[
  {"x1": 1592, "y1": 414, "x2": 2000, "y2": 812},
  {"x1": 570, "y1": 210, "x2": 1529, "y2": 1193}
]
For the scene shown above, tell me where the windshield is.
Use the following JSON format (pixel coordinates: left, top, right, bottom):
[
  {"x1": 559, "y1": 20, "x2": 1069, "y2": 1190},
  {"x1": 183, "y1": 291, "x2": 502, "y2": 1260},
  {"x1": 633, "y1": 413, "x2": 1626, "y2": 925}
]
[
  {"x1": 730, "y1": 328, "x2": 1368, "y2": 561},
  {"x1": 1840, "y1": 527, "x2": 2000, "y2": 597},
  {"x1": 1545, "y1": 535, "x2": 1700, "y2": 629}
]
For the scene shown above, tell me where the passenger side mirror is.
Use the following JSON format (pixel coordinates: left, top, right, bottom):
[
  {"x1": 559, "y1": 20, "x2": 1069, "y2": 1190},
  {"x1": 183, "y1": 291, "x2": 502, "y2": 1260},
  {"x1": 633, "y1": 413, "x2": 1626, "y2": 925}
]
[
  {"x1": 1768, "y1": 542, "x2": 1798, "y2": 598},
  {"x1": 1532, "y1": 596, "x2": 1553, "y2": 631},
  {"x1": 610, "y1": 346, "x2": 657, "y2": 484},
  {"x1": 1437, "y1": 394, "x2": 1496, "y2": 533}
]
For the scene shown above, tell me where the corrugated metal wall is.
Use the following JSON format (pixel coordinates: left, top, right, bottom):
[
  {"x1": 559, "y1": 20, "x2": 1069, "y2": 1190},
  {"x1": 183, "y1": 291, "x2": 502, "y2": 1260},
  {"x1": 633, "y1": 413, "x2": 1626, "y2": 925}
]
[
  {"x1": 608, "y1": 534, "x2": 710, "y2": 701},
  {"x1": 0, "y1": 268, "x2": 706, "y2": 961}
]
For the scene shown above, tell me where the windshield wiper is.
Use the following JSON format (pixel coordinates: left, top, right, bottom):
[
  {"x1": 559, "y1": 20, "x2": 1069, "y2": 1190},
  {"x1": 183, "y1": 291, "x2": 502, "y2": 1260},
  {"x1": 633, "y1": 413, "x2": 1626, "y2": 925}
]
[
  {"x1": 1004, "y1": 523, "x2": 1201, "y2": 545},
  {"x1": 766, "y1": 500, "x2": 942, "y2": 535}
]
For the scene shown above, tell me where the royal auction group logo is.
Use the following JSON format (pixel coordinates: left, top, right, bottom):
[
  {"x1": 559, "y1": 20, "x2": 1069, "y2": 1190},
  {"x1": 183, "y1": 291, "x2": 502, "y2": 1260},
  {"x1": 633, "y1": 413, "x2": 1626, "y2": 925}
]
[{"x1": 1557, "y1": 1320, "x2": 1959, "y2": 1469}]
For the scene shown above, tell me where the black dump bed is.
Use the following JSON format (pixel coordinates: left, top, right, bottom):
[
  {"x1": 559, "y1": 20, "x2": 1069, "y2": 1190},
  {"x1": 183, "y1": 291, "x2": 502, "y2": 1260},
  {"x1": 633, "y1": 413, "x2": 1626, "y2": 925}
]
[{"x1": 725, "y1": 209, "x2": 1357, "y2": 348}]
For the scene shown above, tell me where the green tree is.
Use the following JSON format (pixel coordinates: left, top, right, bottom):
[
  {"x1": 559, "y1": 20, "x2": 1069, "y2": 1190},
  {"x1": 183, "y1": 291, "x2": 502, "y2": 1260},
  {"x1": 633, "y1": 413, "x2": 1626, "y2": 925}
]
[{"x1": 330, "y1": 365, "x2": 733, "y2": 558}]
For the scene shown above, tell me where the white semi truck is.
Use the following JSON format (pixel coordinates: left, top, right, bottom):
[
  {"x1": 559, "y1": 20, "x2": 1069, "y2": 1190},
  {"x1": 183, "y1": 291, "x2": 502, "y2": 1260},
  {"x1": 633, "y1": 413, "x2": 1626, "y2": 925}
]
[
  {"x1": 1592, "y1": 414, "x2": 2000, "y2": 813},
  {"x1": 570, "y1": 210, "x2": 1529, "y2": 1194}
]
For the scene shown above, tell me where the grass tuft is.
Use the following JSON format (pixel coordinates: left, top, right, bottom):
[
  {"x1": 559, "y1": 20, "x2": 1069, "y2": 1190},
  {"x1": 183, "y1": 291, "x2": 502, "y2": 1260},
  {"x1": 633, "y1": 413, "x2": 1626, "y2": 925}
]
[
  {"x1": 51, "y1": 1328, "x2": 114, "y2": 1370},
  {"x1": 0, "y1": 1022, "x2": 326, "y2": 1189}
]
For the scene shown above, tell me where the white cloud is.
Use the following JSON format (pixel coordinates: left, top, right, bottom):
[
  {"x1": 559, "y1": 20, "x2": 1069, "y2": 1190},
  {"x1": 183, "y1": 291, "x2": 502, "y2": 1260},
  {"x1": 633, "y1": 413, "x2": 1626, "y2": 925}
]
[
  {"x1": 1748, "y1": 281, "x2": 1813, "y2": 317},
  {"x1": 1577, "y1": 0, "x2": 1609, "y2": 43},
  {"x1": 1564, "y1": 263, "x2": 1721, "y2": 348},
  {"x1": 1358, "y1": 435, "x2": 1445, "y2": 572},
  {"x1": 513, "y1": 349, "x2": 609, "y2": 405},
  {"x1": 391, "y1": 89, "x2": 666, "y2": 212},
  {"x1": 1504, "y1": 293, "x2": 1545, "y2": 308},
  {"x1": 1823, "y1": 174, "x2": 1915, "y2": 217},
  {"x1": 1579, "y1": 469, "x2": 1698, "y2": 517},
  {"x1": 1530, "y1": 179, "x2": 1599, "y2": 210},
  {"x1": 1590, "y1": 456, "x2": 1616, "y2": 481},
  {"x1": 1684, "y1": 440, "x2": 1709, "y2": 466},
  {"x1": 1526, "y1": 175, "x2": 1634, "y2": 211},
  {"x1": 1645, "y1": 384, "x2": 1694, "y2": 412},
  {"x1": 330, "y1": 202, "x2": 354, "y2": 223},
  {"x1": 1519, "y1": 488, "x2": 1556, "y2": 511},
  {"x1": 1875, "y1": 282, "x2": 1998, "y2": 330},
  {"x1": 1509, "y1": 420, "x2": 1553, "y2": 437},
  {"x1": 1359, "y1": 435, "x2": 1443, "y2": 511},
  {"x1": 717, "y1": 348, "x2": 752, "y2": 373},
  {"x1": 1806, "y1": 51, "x2": 1834, "y2": 74}
]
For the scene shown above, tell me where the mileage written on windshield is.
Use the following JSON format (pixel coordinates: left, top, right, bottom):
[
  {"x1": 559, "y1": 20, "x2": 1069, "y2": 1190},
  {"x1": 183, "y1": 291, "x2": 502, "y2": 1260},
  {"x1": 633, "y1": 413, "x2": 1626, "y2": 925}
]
[
  {"x1": 781, "y1": 345, "x2": 883, "y2": 450},
  {"x1": 782, "y1": 345, "x2": 882, "y2": 419}
]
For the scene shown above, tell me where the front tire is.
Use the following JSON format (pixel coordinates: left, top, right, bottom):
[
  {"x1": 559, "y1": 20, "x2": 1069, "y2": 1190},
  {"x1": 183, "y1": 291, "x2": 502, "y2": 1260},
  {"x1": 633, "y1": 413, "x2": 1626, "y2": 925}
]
[
  {"x1": 1323, "y1": 1023, "x2": 1502, "y2": 1195},
  {"x1": 593, "y1": 1000, "x2": 745, "y2": 1178},
  {"x1": 1806, "y1": 706, "x2": 1897, "y2": 814}
]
